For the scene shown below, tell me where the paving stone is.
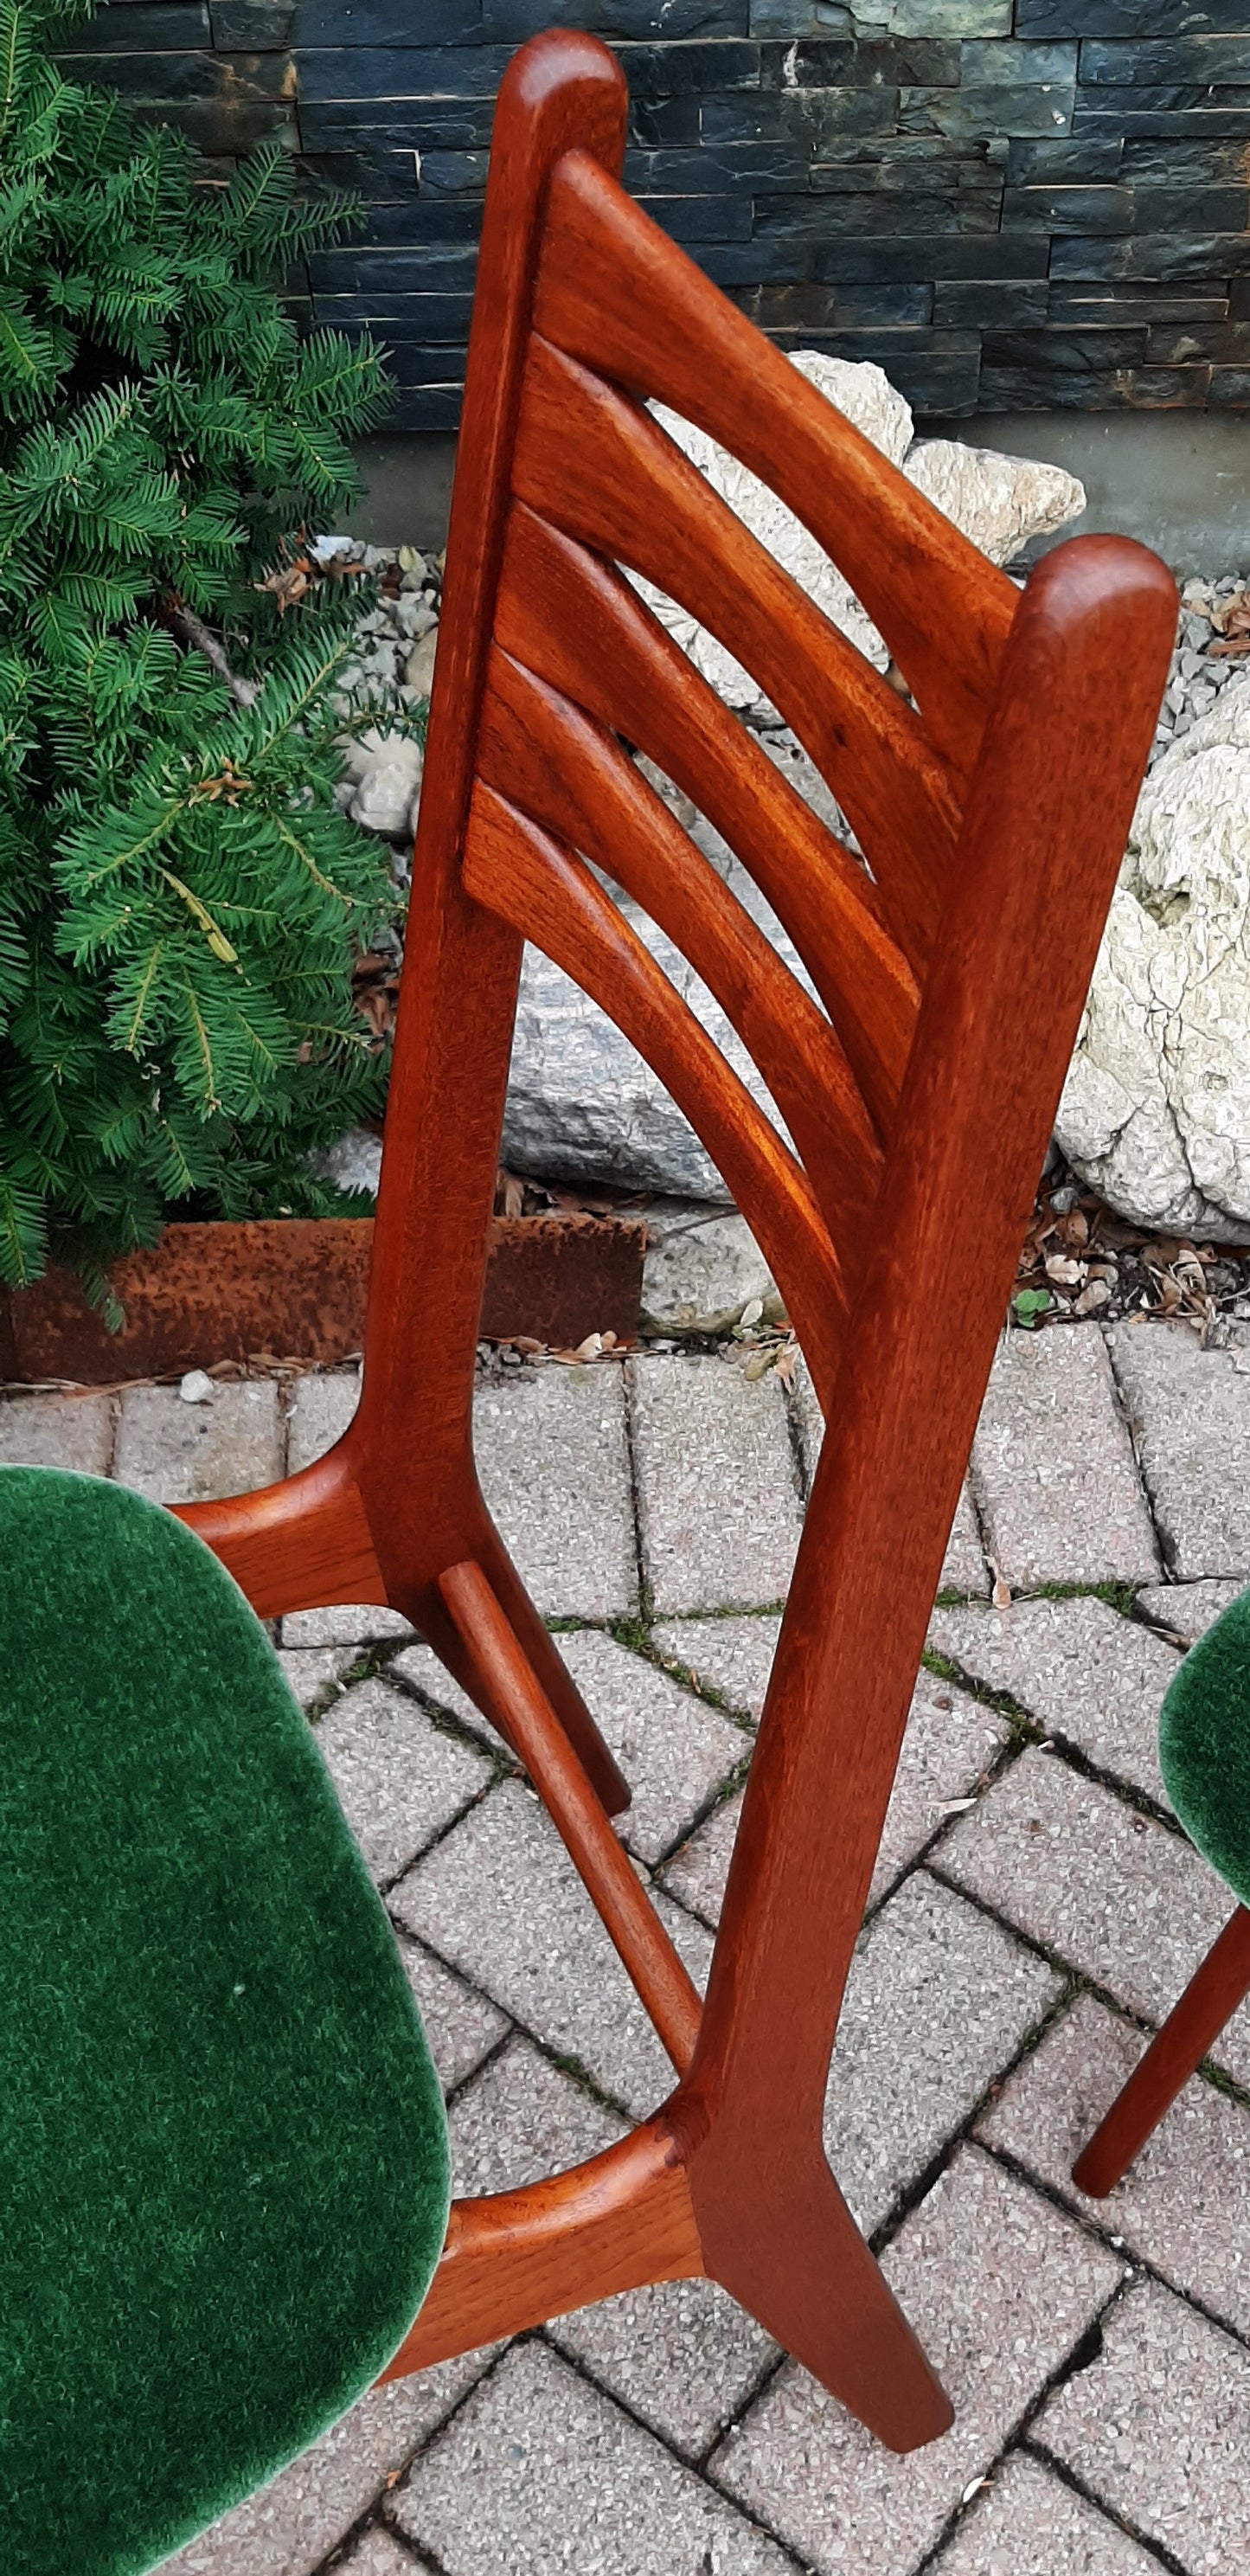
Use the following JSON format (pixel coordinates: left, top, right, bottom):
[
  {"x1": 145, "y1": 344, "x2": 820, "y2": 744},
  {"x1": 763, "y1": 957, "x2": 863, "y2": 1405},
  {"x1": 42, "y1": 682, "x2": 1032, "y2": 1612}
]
[
  {"x1": 447, "y1": 2033, "x2": 624, "y2": 2196},
  {"x1": 629, "y1": 1351, "x2": 802, "y2": 1615},
  {"x1": 1137, "y1": 1576, "x2": 1246, "y2": 1646},
  {"x1": 0, "y1": 1388, "x2": 112, "y2": 1473},
  {"x1": 978, "y1": 1990, "x2": 1250, "y2": 2341},
  {"x1": 396, "y1": 1934, "x2": 509, "y2": 2096},
  {"x1": 277, "y1": 1644, "x2": 360, "y2": 1717},
  {"x1": 551, "y1": 2278, "x2": 776, "y2": 2459},
  {"x1": 316, "y1": 1676, "x2": 490, "y2": 1885},
  {"x1": 337, "y1": 2532, "x2": 427, "y2": 2574},
  {"x1": 970, "y1": 1325, "x2": 1158, "y2": 1589},
  {"x1": 933, "y1": 2448, "x2": 1161, "y2": 2574},
  {"x1": 473, "y1": 1361, "x2": 638, "y2": 1620},
  {"x1": 113, "y1": 1378, "x2": 281, "y2": 1503},
  {"x1": 661, "y1": 1672, "x2": 1008, "y2": 1924},
  {"x1": 554, "y1": 1628, "x2": 746, "y2": 1866},
  {"x1": 164, "y1": 2353, "x2": 490, "y2": 2576},
  {"x1": 1035, "y1": 2276, "x2": 1250, "y2": 2573},
  {"x1": 394, "y1": 2338, "x2": 795, "y2": 2574},
  {"x1": 285, "y1": 1365, "x2": 359, "y2": 1470},
  {"x1": 391, "y1": 1776, "x2": 712, "y2": 2117},
  {"x1": 790, "y1": 1359, "x2": 986, "y2": 1597},
  {"x1": 825, "y1": 1873, "x2": 1061, "y2": 2237},
  {"x1": 939, "y1": 1748, "x2": 1250, "y2": 2085},
  {"x1": 1111, "y1": 1319, "x2": 1250, "y2": 1580},
  {"x1": 928, "y1": 1596, "x2": 1179, "y2": 1804},
  {"x1": 390, "y1": 1641, "x2": 495, "y2": 1744},
  {"x1": 714, "y1": 2145, "x2": 1122, "y2": 2575},
  {"x1": 652, "y1": 1610, "x2": 780, "y2": 1718},
  {"x1": 281, "y1": 1602, "x2": 413, "y2": 1648}
]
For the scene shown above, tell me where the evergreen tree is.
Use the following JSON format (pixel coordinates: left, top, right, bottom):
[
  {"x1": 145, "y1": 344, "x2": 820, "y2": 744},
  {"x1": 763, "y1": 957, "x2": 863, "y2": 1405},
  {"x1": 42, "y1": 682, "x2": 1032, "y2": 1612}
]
[{"x1": 0, "y1": 0, "x2": 403, "y2": 1316}]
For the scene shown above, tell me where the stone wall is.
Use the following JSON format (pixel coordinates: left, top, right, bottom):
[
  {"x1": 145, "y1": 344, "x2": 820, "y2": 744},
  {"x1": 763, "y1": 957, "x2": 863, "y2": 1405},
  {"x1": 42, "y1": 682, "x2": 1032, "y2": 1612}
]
[{"x1": 69, "y1": 3, "x2": 1250, "y2": 427}]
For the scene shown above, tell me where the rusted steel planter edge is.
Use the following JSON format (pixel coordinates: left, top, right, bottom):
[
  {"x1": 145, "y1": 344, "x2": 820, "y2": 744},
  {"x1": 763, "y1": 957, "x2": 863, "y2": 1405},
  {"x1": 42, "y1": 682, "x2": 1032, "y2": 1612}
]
[{"x1": 0, "y1": 1212, "x2": 646, "y2": 1385}]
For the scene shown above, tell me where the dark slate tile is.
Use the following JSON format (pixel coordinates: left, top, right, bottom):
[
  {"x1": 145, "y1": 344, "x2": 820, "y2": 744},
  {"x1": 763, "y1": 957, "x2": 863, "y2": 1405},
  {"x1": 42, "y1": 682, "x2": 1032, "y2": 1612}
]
[
  {"x1": 310, "y1": 246, "x2": 478, "y2": 289},
  {"x1": 812, "y1": 228, "x2": 1050, "y2": 280},
  {"x1": 324, "y1": 287, "x2": 475, "y2": 332},
  {"x1": 1232, "y1": 277, "x2": 1250, "y2": 318},
  {"x1": 623, "y1": 140, "x2": 817, "y2": 189},
  {"x1": 69, "y1": 45, "x2": 288, "y2": 97},
  {"x1": 482, "y1": 0, "x2": 749, "y2": 33},
  {"x1": 289, "y1": 0, "x2": 481, "y2": 35},
  {"x1": 960, "y1": 38, "x2": 1077, "y2": 82},
  {"x1": 1147, "y1": 317, "x2": 1250, "y2": 361},
  {"x1": 1212, "y1": 362, "x2": 1250, "y2": 401},
  {"x1": 1131, "y1": 183, "x2": 1250, "y2": 228},
  {"x1": 636, "y1": 191, "x2": 754, "y2": 240},
  {"x1": 803, "y1": 187, "x2": 1002, "y2": 234},
  {"x1": 296, "y1": 147, "x2": 434, "y2": 196},
  {"x1": 211, "y1": 0, "x2": 292, "y2": 41},
  {"x1": 616, "y1": 39, "x2": 761, "y2": 93},
  {"x1": 393, "y1": 382, "x2": 464, "y2": 429},
  {"x1": 629, "y1": 96, "x2": 702, "y2": 145},
  {"x1": 60, "y1": 3, "x2": 209, "y2": 47},
  {"x1": 348, "y1": 198, "x2": 484, "y2": 244},
  {"x1": 984, "y1": 323, "x2": 1149, "y2": 369},
  {"x1": 298, "y1": 45, "x2": 514, "y2": 99},
  {"x1": 1048, "y1": 280, "x2": 1229, "y2": 321},
  {"x1": 901, "y1": 80, "x2": 1077, "y2": 142},
  {"x1": 933, "y1": 276, "x2": 1050, "y2": 324},
  {"x1": 313, "y1": 307, "x2": 471, "y2": 371},
  {"x1": 1050, "y1": 228, "x2": 1250, "y2": 277},
  {"x1": 786, "y1": 38, "x2": 959, "y2": 85},
  {"x1": 411, "y1": 149, "x2": 491, "y2": 193},
  {"x1": 694, "y1": 237, "x2": 815, "y2": 286},
  {"x1": 1008, "y1": 133, "x2": 1124, "y2": 179},
  {"x1": 1003, "y1": 182, "x2": 1132, "y2": 231},
  {"x1": 980, "y1": 357, "x2": 1211, "y2": 405},
  {"x1": 1081, "y1": 37, "x2": 1250, "y2": 86},
  {"x1": 1122, "y1": 135, "x2": 1250, "y2": 182},
  {"x1": 141, "y1": 96, "x2": 293, "y2": 146},
  {"x1": 1073, "y1": 88, "x2": 1250, "y2": 140},
  {"x1": 1021, "y1": 1, "x2": 1250, "y2": 28}
]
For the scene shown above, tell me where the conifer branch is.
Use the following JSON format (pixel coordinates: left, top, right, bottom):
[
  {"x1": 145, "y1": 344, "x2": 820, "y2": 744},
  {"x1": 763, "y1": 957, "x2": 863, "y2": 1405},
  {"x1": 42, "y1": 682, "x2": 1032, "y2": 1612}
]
[{"x1": 156, "y1": 589, "x2": 260, "y2": 708}]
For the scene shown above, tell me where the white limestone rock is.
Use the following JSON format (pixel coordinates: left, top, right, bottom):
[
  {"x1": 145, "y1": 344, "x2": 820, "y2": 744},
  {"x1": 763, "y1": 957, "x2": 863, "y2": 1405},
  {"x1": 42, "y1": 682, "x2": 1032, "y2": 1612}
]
[
  {"x1": 638, "y1": 350, "x2": 1084, "y2": 708},
  {"x1": 904, "y1": 435, "x2": 1086, "y2": 568},
  {"x1": 639, "y1": 1198, "x2": 776, "y2": 1333},
  {"x1": 343, "y1": 727, "x2": 424, "y2": 838},
  {"x1": 1056, "y1": 673, "x2": 1250, "y2": 1241}
]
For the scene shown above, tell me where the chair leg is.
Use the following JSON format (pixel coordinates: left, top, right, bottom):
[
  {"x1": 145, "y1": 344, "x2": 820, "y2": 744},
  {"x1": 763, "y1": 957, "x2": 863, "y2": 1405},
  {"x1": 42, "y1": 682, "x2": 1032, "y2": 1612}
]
[
  {"x1": 1073, "y1": 1905, "x2": 1250, "y2": 2197},
  {"x1": 693, "y1": 2148, "x2": 953, "y2": 2455}
]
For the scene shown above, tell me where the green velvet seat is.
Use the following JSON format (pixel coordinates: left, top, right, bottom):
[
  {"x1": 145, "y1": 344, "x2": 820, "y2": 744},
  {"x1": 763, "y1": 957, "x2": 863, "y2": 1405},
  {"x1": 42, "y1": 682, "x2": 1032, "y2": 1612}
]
[
  {"x1": 0, "y1": 1466, "x2": 450, "y2": 2576},
  {"x1": 1160, "y1": 1586, "x2": 1250, "y2": 1905}
]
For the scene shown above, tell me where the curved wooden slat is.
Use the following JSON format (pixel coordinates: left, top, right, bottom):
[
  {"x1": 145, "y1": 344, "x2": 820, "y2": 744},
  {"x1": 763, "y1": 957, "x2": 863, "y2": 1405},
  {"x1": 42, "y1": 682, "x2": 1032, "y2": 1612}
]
[
  {"x1": 511, "y1": 333, "x2": 957, "y2": 965},
  {"x1": 464, "y1": 781, "x2": 847, "y2": 1398},
  {"x1": 478, "y1": 643, "x2": 883, "y2": 1248},
  {"x1": 497, "y1": 505, "x2": 918, "y2": 1124},
  {"x1": 533, "y1": 148, "x2": 1017, "y2": 787},
  {"x1": 378, "y1": 2116, "x2": 703, "y2": 2379},
  {"x1": 176, "y1": 1449, "x2": 388, "y2": 1622}
]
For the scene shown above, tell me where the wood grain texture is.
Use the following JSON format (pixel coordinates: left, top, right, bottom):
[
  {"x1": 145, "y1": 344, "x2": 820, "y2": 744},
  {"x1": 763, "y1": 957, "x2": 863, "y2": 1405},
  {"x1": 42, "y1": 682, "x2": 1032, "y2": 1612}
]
[
  {"x1": 533, "y1": 148, "x2": 1017, "y2": 786},
  {"x1": 439, "y1": 1558, "x2": 702, "y2": 2075},
  {"x1": 377, "y1": 2117, "x2": 703, "y2": 2378},
  {"x1": 478, "y1": 641, "x2": 882, "y2": 1249},
  {"x1": 511, "y1": 332, "x2": 957, "y2": 967},
  {"x1": 464, "y1": 778, "x2": 847, "y2": 1399},
  {"x1": 496, "y1": 504, "x2": 917, "y2": 1136},
  {"x1": 1073, "y1": 1904, "x2": 1250, "y2": 2196}
]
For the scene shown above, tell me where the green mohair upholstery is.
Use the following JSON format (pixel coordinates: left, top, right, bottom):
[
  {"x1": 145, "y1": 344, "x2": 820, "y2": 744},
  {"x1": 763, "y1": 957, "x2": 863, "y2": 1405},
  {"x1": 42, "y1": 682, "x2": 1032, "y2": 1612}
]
[
  {"x1": 1160, "y1": 1584, "x2": 1250, "y2": 1909},
  {"x1": 0, "y1": 1467, "x2": 450, "y2": 2576}
]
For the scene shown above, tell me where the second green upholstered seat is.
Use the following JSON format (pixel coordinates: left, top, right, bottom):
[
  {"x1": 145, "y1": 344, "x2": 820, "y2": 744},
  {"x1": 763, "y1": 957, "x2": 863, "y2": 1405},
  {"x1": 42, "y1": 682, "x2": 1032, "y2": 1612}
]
[
  {"x1": 0, "y1": 1466, "x2": 450, "y2": 2576},
  {"x1": 1160, "y1": 1585, "x2": 1250, "y2": 1908}
]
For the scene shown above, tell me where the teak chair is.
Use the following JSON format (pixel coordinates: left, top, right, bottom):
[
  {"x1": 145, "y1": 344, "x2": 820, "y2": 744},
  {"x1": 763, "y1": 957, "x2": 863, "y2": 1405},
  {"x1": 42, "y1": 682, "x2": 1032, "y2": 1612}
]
[{"x1": 175, "y1": 30, "x2": 1175, "y2": 2453}]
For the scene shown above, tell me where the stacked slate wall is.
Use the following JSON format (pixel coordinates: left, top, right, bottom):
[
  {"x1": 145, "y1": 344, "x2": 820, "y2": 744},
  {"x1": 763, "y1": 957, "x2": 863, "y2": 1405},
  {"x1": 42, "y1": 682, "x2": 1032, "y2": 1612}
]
[{"x1": 66, "y1": 3, "x2": 1250, "y2": 427}]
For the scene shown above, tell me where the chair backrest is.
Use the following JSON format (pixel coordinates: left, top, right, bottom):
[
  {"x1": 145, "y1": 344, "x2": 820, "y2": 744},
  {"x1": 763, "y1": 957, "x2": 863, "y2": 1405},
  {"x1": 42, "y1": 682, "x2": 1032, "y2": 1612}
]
[{"x1": 350, "y1": 29, "x2": 1176, "y2": 2148}]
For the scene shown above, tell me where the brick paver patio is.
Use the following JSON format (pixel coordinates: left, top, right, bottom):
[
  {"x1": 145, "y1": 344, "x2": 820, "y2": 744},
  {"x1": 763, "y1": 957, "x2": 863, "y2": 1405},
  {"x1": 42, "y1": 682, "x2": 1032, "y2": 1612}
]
[{"x1": 9, "y1": 1315, "x2": 1250, "y2": 2574}]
